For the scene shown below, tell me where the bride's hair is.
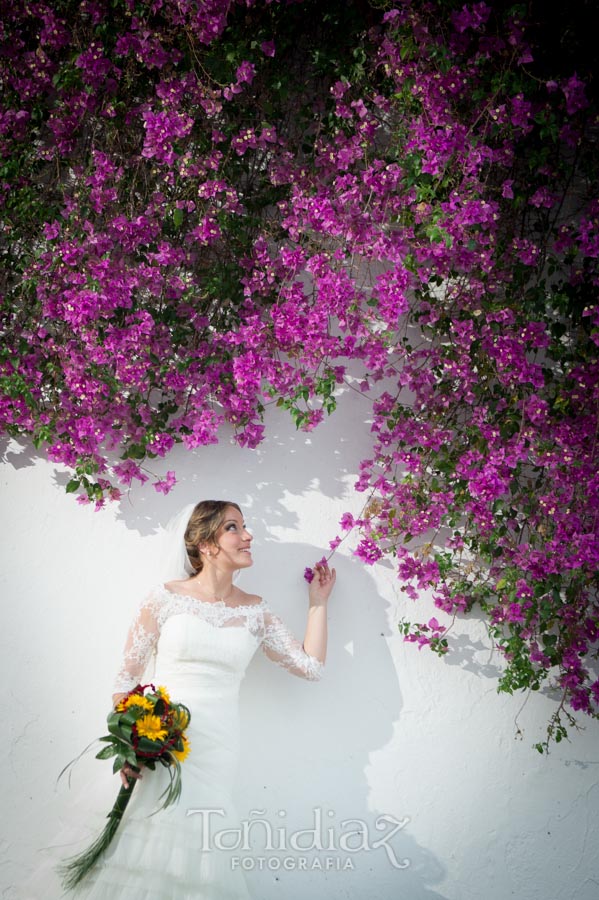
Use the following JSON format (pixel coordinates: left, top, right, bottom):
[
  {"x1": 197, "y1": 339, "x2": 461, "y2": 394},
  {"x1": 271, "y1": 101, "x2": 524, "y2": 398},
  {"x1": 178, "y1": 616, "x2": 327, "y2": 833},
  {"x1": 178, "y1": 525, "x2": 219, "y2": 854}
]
[{"x1": 184, "y1": 500, "x2": 242, "y2": 574}]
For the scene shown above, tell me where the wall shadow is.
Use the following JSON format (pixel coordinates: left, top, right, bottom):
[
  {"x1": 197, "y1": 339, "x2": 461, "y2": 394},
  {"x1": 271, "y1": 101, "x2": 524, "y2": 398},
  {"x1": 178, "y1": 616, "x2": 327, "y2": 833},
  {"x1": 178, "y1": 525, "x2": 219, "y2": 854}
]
[{"x1": 237, "y1": 542, "x2": 449, "y2": 899}]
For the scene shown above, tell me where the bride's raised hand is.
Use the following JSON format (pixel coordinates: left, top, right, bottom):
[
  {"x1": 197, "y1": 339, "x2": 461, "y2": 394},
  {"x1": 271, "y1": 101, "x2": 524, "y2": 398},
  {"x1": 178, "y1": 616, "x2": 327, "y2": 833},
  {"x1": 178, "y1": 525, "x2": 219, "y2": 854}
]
[{"x1": 308, "y1": 560, "x2": 336, "y2": 605}]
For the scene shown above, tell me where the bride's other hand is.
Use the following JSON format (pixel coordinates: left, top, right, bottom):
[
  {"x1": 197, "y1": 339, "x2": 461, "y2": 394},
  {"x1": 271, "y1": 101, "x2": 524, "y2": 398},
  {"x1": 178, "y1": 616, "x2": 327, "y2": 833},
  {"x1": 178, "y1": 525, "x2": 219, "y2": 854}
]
[
  {"x1": 308, "y1": 561, "x2": 336, "y2": 605},
  {"x1": 120, "y1": 764, "x2": 144, "y2": 790}
]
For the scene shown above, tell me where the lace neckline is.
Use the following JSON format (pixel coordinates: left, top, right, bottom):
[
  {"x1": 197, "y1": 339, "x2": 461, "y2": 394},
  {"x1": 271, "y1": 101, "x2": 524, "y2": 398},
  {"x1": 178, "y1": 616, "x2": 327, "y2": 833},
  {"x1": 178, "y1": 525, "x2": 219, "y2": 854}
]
[{"x1": 158, "y1": 583, "x2": 265, "y2": 610}]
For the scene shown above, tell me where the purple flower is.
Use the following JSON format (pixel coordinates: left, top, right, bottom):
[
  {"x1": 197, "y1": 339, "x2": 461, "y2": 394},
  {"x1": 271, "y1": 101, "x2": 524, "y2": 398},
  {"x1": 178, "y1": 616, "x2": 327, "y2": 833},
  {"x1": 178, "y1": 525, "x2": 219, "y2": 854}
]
[
  {"x1": 43, "y1": 221, "x2": 61, "y2": 240},
  {"x1": 562, "y1": 74, "x2": 589, "y2": 115},
  {"x1": 501, "y1": 180, "x2": 514, "y2": 199},
  {"x1": 303, "y1": 567, "x2": 315, "y2": 584},
  {"x1": 506, "y1": 603, "x2": 525, "y2": 624},
  {"x1": 260, "y1": 40, "x2": 275, "y2": 58},
  {"x1": 529, "y1": 187, "x2": 555, "y2": 209},
  {"x1": 304, "y1": 555, "x2": 328, "y2": 582},
  {"x1": 569, "y1": 688, "x2": 590, "y2": 712},
  {"x1": 235, "y1": 61, "x2": 256, "y2": 85},
  {"x1": 153, "y1": 471, "x2": 177, "y2": 495},
  {"x1": 451, "y1": 2, "x2": 491, "y2": 34},
  {"x1": 355, "y1": 539, "x2": 382, "y2": 565},
  {"x1": 340, "y1": 512, "x2": 355, "y2": 530}
]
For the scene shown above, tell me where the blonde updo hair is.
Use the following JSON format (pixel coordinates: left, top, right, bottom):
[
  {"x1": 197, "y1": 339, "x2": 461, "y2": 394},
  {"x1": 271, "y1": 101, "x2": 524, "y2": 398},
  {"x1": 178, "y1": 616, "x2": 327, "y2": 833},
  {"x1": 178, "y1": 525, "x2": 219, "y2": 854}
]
[{"x1": 184, "y1": 500, "x2": 242, "y2": 574}]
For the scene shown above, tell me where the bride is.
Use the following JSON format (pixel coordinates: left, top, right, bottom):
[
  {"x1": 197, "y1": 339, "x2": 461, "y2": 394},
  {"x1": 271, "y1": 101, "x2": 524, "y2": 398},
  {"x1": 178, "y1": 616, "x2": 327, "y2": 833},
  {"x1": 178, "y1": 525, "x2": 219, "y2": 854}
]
[{"x1": 26, "y1": 499, "x2": 336, "y2": 899}]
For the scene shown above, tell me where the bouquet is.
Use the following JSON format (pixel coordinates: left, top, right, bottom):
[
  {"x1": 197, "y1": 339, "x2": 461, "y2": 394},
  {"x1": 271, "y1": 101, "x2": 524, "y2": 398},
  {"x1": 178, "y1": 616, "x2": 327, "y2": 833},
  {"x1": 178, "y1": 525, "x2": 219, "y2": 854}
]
[{"x1": 58, "y1": 683, "x2": 191, "y2": 890}]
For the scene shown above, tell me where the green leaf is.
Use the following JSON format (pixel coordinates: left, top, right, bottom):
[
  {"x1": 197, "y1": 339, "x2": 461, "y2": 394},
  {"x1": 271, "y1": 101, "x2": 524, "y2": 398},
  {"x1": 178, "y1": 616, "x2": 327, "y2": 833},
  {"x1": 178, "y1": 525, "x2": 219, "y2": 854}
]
[{"x1": 96, "y1": 745, "x2": 118, "y2": 760}]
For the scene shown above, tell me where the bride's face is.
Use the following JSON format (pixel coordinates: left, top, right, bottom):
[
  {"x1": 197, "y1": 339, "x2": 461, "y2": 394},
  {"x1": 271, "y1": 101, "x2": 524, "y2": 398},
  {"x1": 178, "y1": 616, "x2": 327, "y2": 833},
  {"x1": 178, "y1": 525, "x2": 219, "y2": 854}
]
[{"x1": 212, "y1": 506, "x2": 253, "y2": 569}]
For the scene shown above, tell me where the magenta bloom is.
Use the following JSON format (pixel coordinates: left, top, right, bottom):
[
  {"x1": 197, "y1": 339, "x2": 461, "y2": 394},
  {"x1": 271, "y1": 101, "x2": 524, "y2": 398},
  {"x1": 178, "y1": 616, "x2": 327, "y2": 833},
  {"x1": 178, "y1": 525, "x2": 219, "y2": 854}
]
[
  {"x1": 304, "y1": 556, "x2": 328, "y2": 582},
  {"x1": 260, "y1": 40, "x2": 276, "y2": 57}
]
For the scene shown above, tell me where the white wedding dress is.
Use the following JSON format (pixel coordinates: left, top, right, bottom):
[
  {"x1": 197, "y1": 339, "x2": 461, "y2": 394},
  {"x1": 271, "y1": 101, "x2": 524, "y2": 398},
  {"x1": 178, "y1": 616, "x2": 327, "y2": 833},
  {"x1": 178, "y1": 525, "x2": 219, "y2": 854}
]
[{"x1": 20, "y1": 585, "x2": 324, "y2": 900}]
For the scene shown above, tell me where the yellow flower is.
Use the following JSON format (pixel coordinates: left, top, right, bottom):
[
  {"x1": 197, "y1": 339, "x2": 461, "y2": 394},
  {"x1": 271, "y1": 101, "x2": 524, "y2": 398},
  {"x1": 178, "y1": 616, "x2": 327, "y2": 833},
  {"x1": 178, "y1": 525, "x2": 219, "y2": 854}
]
[
  {"x1": 171, "y1": 735, "x2": 191, "y2": 762},
  {"x1": 156, "y1": 685, "x2": 171, "y2": 704},
  {"x1": 124, "y1": 695, "x2": 154, "y2": 712},
  {"x1": 136, "y1": 714, "x2": 168, "y2": 742}
]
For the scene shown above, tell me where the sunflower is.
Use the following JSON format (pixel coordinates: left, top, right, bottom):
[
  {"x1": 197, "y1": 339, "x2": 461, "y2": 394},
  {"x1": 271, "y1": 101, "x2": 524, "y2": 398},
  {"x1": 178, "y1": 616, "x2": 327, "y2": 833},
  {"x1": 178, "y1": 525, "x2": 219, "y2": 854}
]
[
  {"x1": 171, "y1": 735, "x2": 191, "y2": 762},
  {"x1": 124, "y1": 695, "x2": 154, "y2": 712},
  {"x1": 156, "y1": 685, "x2": 171, "y2": 704},
  {"x1": 136, "y1": 714, "x2": 168, "y2": 741}
]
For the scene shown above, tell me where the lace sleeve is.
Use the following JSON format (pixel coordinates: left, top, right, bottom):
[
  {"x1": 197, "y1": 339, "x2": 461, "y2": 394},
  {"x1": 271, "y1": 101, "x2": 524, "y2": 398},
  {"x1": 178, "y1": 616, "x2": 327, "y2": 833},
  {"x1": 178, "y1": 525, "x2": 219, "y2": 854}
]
[
  {"x1": 112, "y1": 590, "x2": 163, "y2": 694},
  {"x1": 261, "y1": 607, "x2": 324, "y2": 681}
]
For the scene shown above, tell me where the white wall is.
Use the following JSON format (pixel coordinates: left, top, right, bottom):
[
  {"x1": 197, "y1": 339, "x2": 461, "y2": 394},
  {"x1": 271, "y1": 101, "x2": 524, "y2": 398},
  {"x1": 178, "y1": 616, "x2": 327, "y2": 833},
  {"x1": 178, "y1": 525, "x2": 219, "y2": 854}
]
[{"x1": 2, "y1": 387, "x2": 598, "y2": 900}]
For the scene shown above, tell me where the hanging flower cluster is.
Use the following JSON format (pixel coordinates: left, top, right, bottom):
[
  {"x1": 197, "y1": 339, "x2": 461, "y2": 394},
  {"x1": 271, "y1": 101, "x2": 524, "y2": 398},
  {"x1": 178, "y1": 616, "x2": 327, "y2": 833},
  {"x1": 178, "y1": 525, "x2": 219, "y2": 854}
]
[{"x1": 1, "y1": 0, "x2": 597, "y2": 750}]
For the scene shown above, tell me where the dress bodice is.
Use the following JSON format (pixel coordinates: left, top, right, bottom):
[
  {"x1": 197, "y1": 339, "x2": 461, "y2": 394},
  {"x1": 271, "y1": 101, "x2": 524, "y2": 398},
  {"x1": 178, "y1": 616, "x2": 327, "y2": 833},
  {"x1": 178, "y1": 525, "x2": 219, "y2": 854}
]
[
  {"x1": 154, "y1": 611, "x2": 261, "y2": 693},
  {"x1": 113, "y1": 584, "x2": 324, "y2": 694}
]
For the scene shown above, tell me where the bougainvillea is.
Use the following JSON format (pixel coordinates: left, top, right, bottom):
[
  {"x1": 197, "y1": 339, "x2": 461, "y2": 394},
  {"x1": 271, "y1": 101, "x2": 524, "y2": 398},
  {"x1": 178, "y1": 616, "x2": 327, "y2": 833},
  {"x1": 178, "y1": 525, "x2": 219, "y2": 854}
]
[{"x1": 1, "y1": 0, "x2": 598, "y2": 751}]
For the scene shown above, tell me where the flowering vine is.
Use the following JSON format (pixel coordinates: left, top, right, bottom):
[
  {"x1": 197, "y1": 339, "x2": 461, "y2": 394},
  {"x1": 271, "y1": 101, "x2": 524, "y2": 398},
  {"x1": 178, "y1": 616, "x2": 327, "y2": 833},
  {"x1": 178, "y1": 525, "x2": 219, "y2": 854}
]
[{"x1": 1, "y1": 0, "x2": 597, "y2": 751}]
